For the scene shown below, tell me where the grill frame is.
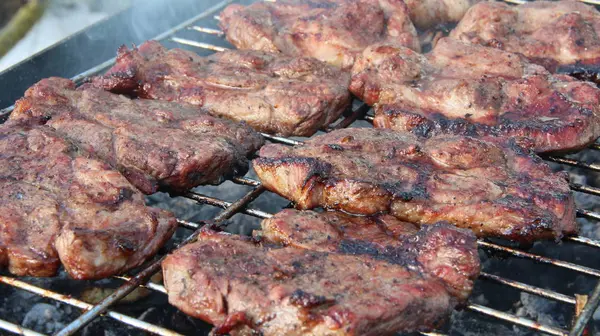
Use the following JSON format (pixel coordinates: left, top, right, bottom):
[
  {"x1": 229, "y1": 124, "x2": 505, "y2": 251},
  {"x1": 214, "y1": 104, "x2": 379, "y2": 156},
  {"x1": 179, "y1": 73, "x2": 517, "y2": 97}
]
[{"x1": 1, "y1": 0, "x2": 600, "y2": 335}]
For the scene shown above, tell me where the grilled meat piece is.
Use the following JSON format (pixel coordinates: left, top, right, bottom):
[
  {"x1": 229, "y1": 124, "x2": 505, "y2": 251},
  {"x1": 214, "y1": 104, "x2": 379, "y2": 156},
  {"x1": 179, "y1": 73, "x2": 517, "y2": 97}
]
[
  {"x1": 219, "y1": 0, "x2": 420, "y2": 70},
  {"x1": 163, "y1": 223, "x2": 479, "y2": 335},
  {"x1": 0, "y1": 123, "x2": 177, "y2": 278},
  {"x1": 253, "y1": 128, "x2": 577, "y2": 242},
  {"x1": 10, "y1": 77, "x2": 264, "y2": 194},
  {"x1": 404, "y1": 0, "x2": 481, "y2": 29},
  {"x1": 259, "y1": 209, "x2": 480, "y2": 301},
  {"x1": 90, "y1": 41, "x2": 351, "y2": 137},
  {"x1": 350, "y1": 38, "x2": 600, "y2": 153},
  {"x1": 450, "y1": 1, "x2": 600, "y2": 72}
]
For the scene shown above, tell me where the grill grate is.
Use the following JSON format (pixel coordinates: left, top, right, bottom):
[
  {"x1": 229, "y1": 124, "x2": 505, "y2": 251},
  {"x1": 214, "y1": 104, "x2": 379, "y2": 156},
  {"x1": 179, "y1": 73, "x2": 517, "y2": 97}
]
[{"x1": 2, "y1": 0, "x2": 600, "y2": 335}]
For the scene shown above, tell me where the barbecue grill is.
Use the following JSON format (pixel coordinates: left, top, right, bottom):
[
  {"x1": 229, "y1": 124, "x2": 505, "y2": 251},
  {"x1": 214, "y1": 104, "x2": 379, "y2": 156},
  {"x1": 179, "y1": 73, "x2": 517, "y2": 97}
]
[{"x1": 1, "y1": 0, "x2": 600, "y2": 335}]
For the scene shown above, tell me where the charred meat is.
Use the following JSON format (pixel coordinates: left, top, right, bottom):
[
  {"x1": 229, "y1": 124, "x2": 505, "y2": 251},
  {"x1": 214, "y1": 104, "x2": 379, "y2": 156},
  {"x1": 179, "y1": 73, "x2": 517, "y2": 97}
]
[
  {"x1": 90, "y1": 41, "x2": 351, "y2": 137},
  {"x1": 10, "y1": 77, "x2": 264, "y2": 194},
  {"x1": 259, "y1": 209, "x2": 480, "y2": 301},
  {"x1": 253, "y1": 128, "x2": 577, "y2": 242},
  {"x1": 450, "y1": 1, "x2": 600, "y2": 72},
  {"x1": 0, "y1": 123, "x2": 177, "y2": 279},
  {"x1": 350, "y1": 38, "x2": 600, "y2": 153},
  {"x1": 219, "y1": 0, "x2": 420, "y2": 70},
  {"x1": 162, "y1": 218, "x2": 479, "y2": 335}
]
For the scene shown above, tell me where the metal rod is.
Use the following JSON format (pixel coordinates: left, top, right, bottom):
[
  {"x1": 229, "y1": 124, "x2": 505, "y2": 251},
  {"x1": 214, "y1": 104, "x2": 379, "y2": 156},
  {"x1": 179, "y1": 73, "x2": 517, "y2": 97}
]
[
  {"x1": 569, "y1": 279, "x2": 600, "y2": 336},
  {"x1": 170, "y1": 37, "x2": 228, "y2": 51},
  {"x1": 114, "y1": 276, "x2": 167, "y2": 294},
  {"x1": 0, "y1": 276, "x2": 182, "y2": 336},
  {"x1": 588, "y1": 143, "x2": 600, "y2": 151},
  {"x1": 577, "y1": 208, "x2": 600, "y2": 221},
  {"x1": 543, "y1": 156, "x2": 600, "y2": 172},
  {"x1": 478, "y1": 240, "x2": 600, "y2": 277},
  {"x1": 55, "y1": 186, "x2": 265, "y2": 336},
  {"x1": 480, "y1": 272, "x2": 576, "y2": 305},
  {"x1": 566, "y1": 235, "x2": 600, "y2": 248},
  {"x1": 232, "y1": 176, "x2": 262, "y2": 187},
  {"x1": 0, "y1": 319, "x2": 46, "y2": 336},
  {"x1": 577, "y1": 0, "x2": 600, "y2": 6},
  {"x1": 190, "y1": 26, "x2": 224, "y2": 35},
  {"x1": 71, "y1": 58, "x2": 116, "y2": 84},
  {"x1": 183, "y1": 191, "x2": 273, "y2": 219},
  {"x1": 0, "y1": 105, "x2": 14, "y2": 118},
  {"x1": 261, "y1": 133, "x2": 303, "y2": 146},
  {"x1": 152, "y1": 0, "x2": 233, "y2": 42},
  {"x1": 175, "y1": 218, "x2": 201, "y2": 230},
  {"x1": 467, "y1": 304, "x2": 568, "y2": 336},
  {"x1": 570, "y1": 183, "x2": 600, "y2": 197}
]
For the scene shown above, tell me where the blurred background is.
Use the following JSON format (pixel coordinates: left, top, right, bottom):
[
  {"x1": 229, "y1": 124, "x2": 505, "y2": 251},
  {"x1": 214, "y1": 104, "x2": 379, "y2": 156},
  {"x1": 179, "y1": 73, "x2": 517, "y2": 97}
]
[{"x1": 0, "y1": 0, "x2": 132, "y2": 72}]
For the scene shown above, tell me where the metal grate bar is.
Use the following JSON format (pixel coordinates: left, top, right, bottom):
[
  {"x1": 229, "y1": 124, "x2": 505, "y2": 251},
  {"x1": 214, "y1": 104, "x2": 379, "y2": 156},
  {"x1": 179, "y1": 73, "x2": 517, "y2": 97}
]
[
  {"x1": 260, "y1": 132, "x2": 303, "y2": 146},
  {"x1": 570, "y1": 280, "x2": 600, "y2": 336},
  {"x1": 570, "y1": 183, "x2": 600, "y2": 197},
  {"x1": 0, "y1": 319, "x2": 46, "y2": 336},
  {"x1": 577, "y1": 208, "x2": 600, "y2": 221},
  {"x1": 189, "y1": 26, "x2": 224, "y2": 35},
  {"x1": 55, "y1": 186, "x2": 266, "y2": 336},
  {"x1": 480, "y1": 272, "x2": 576, "y2": 305},
  {"x1": 543, "y1": 156, "x2": 600, "y2": 172},
  {"x1": 184, "y1": 190, "x2": 274, "y2": 219},
  {"x1": 0, "y1": 276, "x2": 183, "y2": 336},
  {"x1": 467, "y1": 304, "x2": 568, "y2": 336},
  {"x1": 478, "y1": 240, "x2": 600, "y2": 277},
  {"x1": 170, "y1": 37, "x2": 229, "y2": 51},
  {"x1": 565, "y1": 235, "x2": 600, "y2": 248},
  {"x1": 176, "y1": 218, "x2": 201, "y2": 230},
  {"x1": 588, "y1": 143, "x2": 600, "y2": 151},
  {"x1": 114, "y1": 276, "x2": 168, "y2": 294}
]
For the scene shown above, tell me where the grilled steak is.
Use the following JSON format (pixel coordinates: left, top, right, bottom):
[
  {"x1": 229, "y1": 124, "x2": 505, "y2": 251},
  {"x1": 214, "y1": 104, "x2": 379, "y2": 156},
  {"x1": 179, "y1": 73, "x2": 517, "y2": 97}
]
[
  {"x1": 350, "y1": 38, "x2": 600, "y2": 153},
  {"x1": 162, "y1": 221, "x2": 479, "y2": 335},
  {"x1": 219, "y1": 0, "x2": 420, "y2": 70},
  {"x1": 404, "y1": 0, "x2": 480, "y2": 29},
  {"x1": 10, "y1": 77, "x2": 264, "y2": 194},
  {"x1": 259, "y1": 209, "x2": 480, "y2": 301},
  {"x1": 90, "y1": 41, "x2": 351, "y2": 137},
  {"x1": 450, "y1": 1, "x2": 600, "y2": 72},
  {"x1": 253, "y1": 128, "x2": 578, "y2": 242},
  {"x1": 0, "y1": 123, "x2": 177, "y2": 278}
]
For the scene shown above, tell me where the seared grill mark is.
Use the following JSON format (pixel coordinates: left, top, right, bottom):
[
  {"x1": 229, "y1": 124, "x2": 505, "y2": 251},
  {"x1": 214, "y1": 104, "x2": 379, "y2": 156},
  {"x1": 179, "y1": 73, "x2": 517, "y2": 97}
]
[
  {"x1": 351, "y1": 38, "x2": 600, "y2": 153},
  {"x1": 254, "y1": 128, "x2": 577, "y2": 242}
]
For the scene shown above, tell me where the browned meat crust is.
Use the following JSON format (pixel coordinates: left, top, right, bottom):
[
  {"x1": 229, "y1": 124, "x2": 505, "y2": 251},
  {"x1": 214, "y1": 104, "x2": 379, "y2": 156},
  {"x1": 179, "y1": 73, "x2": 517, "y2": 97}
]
[
  {"x1": 350, "y1": 38, "x2": 600, "y2": 154},
  {"x1": 259, "y1": 209, "x2": 480, "y2": 301},
  {"x1": 219, "y1": 0, "x2": 420, "y2": 70},
  {"x1": 162, "y1": 221, "x2": 479, "y2": 335},
  {"x1": 450, "y1": 1, "x2": 600, "y2": 72},
  {"x1": 89, "y1": 41, "x2": 351, "y2": 137},
  {"x1": 10, "y1": 77, "x2": 264, "y2": 194},
  {"x1": 253, "y1": 128, "x2": 577, "y2": 242},
  {"x1": 0, "y1": 123, "x2": 177, "y2": 279}
]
